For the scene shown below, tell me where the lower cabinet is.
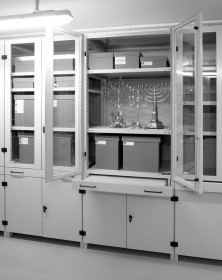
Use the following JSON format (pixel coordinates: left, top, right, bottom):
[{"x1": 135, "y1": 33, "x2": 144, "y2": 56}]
[
  {"x1": 127, "y1": 195, "x2": 174, "y2": 254},
  {"x1": 5, "y1": 175, "x2": 42, "y2": 236},
  {"x1": 0, "y1": 175, "x2": 5, "y2": 232},
  {"x1": 175, "y1": 190, "x2": 222, "y2": 260},
  {"x1": 42, "y1": 179, "x2": 81, "y2": 242},
  {"x1": 83, "y1": 192, "x2": 127, "y2": 248}
]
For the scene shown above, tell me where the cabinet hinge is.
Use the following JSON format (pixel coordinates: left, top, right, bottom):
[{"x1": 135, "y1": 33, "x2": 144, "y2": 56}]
[
  {"x1": 194, "y1": 26, "x2": 198, "y2": 30},
  {"x1": 1, "y1": 55, "x2": 7, "y2": 60},
  {"x1": 171, "y1": 196, "x2": 179, "y2": 202},
  {"x1": 82, "y1": 152, "x2": 87, "y2": 157},
  {"x1": 176, "y1": 156, "x2": 179, "y2": 162},
  {"x1": 79, "y1": 230, "x2": 86, "y2": 236},
  {"x1": 84, "y1": 51, "x2": 87, "y2": 56},
  {"x1": 42, "y1": 126, "x2": 45, "y2": 133},
  {"x1": 2, "y1": 220, "x2": 8, "y2": 226},
  {"x1": 194, "y1": 178, "x2": 199, "y2": 182},
  {"x1": 1, "y1": 148, "x2": 7, "y2": 153},
  {"x1": 2, "y1": 182, "x2": 8, "y2": 187},
  {"x1": 170, "y1": 241, "x2": 178, "y2": 248},
  {"x1": 79, "y1": 189, "x2": 86, "y2": 194},
  {"x1": 176, "y1": 46, "x2": 178, "y2": 51}
]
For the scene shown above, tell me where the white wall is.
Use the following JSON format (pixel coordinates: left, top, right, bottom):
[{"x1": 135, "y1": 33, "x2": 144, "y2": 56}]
[{"x1": 0, "y1": 0, "x2": 222, "y2": 30}]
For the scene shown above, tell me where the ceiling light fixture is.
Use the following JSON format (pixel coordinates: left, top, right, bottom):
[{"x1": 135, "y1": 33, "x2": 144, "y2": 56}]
[{"x1": 0, "y1": 0, "x2": 73, "y2": 31}]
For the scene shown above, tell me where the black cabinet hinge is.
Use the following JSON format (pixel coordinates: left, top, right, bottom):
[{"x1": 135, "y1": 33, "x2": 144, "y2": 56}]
[
  {"x1": 84, "y1": 51, "x2": 87, "y2": 56},
  {"x1": 170, "y1": 241, "x2": 178, "y2": 248},
  {"x1": 194, "y1": 26, "x2": 198, "y2": 30},
  {"x1": 176, "y1": 156, "x2": 179, "y2": 162},
  {"x1": 1, "y1": 148, "x2": 7, "y2": 153},
  {"x1": 171, "y1": 196, "x2": 179, "y2": 202},
  {"x1": 176, "y1": 46, "x2": 178, "y2": 51},
  {"x1": 1, "y1": 55, "x2": 7, "y2": 60},
  {"x1": 42, "y1": 126, "x2": 45, "y2": 133},
  {"x1": 79, "y1": 230, "x2": 86, "y2": 236},
  {"x1": 2, "y1": 220, "x2": 8, "y2": 226},
  {"x1": 2, "y1": 182, "x2": 8, "y2": 187},
  {"x1": 194, "y1": 178, "x2": 199, "y2": 182},
  {"x1": 79, "y1": 189, "x2": 86, "y2": 194}
]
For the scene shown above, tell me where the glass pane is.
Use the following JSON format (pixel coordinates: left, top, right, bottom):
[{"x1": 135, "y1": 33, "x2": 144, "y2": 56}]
[
  {"x1": 203, "y1": 32, "x2": 216, "y2": 176},
  {"x1": 175, "y1": 21, "x2": 197, "y2": 178},
  {"x1": 53, "y1": 31, "x2": 76, "y2": 169},
  {"x1": 11, "y1": 43, "x2": 35, "y2": 164}
]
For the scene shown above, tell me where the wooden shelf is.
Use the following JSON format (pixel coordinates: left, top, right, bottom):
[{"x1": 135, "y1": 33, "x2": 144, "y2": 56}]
[
  {"x1": 88, "y1": 126, "x2": 171, "y2": 135},
  {"x1": 53, "y1": 87, "x2": 75, "y2": 91},
  {"x1": 53, "y1": 127, "x2": 75, "y2": 132},
  {"x1": 88, "y1": 89, "x2": 101, "y2": 94},
  {"x1": 183, "y1": 101, "x2": 217, "y2": 106},
  {"x1": 11, "y1": 126, "x2": 34, "y2": 131},
  {"x1": 12, "y1": 88, "x2": 34, "y2": 92},
  {"x1": 11, "y1": 72, "x2": 34, "y2": 77},
  {"x1": 54, "y1": 71, "x2": 75, "y2": 76},
  {"x1": 183, "y1": 131, "x2": 216, "y2": 136}
]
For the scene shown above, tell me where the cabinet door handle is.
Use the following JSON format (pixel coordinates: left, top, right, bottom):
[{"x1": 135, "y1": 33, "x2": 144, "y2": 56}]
[
  {"x1": 10, "y1": 171, "x2": 24, "y2": 177},
  {"x1": 144, "y1": 190, "x2": 163, "y2": 194},
  {"x1": 43, "y1": 206, "x2": 47, "y2": 213},
  {"x1": 80, "y1": 185, "x2": 96, "y2": 188},
  {"x1": 129, "y1": 215, "x2": 133, "y2": 222}
]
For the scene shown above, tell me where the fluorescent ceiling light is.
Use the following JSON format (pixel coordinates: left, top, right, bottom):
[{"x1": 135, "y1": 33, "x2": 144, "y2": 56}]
[{"x1": 0, "y1": 10, "x2": 73, "y2": 31}]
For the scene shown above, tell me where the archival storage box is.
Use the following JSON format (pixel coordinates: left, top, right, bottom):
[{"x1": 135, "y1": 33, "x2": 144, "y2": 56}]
[
  {"x1": 14, "y1": 95, "x2": 34, "y2": 127},
  {"x1": 88, "y1": 52, "x2": 113, "y2": 70},
  {"x1": 122, "y1": 136, "x2": 161, "y2": 172},
  {"x1": 140, "y1": 56, "x2": 169, "y2": 68},
  {"x1": 114, "y1": 51, "x2": 140, "y2": 69},
  {"x1": 18, "y1": 133, "x2": 34, "y2": 164},
  {"x1": 53, "y1": 95, "x2": 75, "y2": 128},
  {"x1": 95, "y1": 135, "x2": 122, "y2": 170}
]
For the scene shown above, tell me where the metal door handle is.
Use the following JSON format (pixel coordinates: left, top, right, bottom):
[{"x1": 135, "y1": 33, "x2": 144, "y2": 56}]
[
  {"x1": 43, "y1": 206, "x2": 47, "y2": 213},
  {"x1": 80, "y1": 185, "x2": 96, "y2": 188},
  {"x1": 129, "y1": 215, "x2": 133, "y2": 222}
]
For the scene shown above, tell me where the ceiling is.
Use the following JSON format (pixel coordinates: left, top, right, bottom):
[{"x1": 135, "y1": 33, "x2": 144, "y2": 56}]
[{"x1": 0, "y1": 0, "x2": 222, "y2": 31}]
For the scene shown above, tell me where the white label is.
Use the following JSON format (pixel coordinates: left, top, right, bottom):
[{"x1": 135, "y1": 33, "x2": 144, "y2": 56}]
[
  {"x1": 19, "y1": 137, "x2": 28, "y2": 145},
  {"x1": 142, "y1": 61, "x2": 153, "y2": 66},
  {"x1": 53, "y1": 100, "x2": 57, "y2": 107},
  {"x1": 96, "y1": 140, "x2": 106, "y2": 145},
  {"x1": 123, "y1": 141, "x2": 134, "y2": 146},
  {"x1": 15, "y1": 100, "x2": 24, "y2": 114},
  {"x1": 115, "y1": 56, "x2": 126, "y2": 65}
]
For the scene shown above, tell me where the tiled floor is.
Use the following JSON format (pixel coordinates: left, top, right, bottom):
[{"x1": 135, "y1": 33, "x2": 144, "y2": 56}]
[{"x1": 0, "y1": 235, "x2": 222, "y2": 280}]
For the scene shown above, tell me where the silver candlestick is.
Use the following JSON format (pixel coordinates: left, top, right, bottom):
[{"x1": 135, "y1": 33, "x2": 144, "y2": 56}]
[
  {"x1": 144, "y1": 81, "x2": 170, "y2": 129},
  {"x1": 104, "y1": 78, "x2": 127, "y2": 128}
]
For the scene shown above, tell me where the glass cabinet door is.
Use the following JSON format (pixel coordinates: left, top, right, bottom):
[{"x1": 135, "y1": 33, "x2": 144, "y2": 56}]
[
  {"x1": 44, "y1": 28, "x2": 84, "y2": 182},
  {"x1": 0, "y1": 41, "x2": 4, "y2": 168},
  {"x1": 171, "y1": 14, "x2": 203, "y2": 193},
  {"x1": 4, "y1": 38, "x2": 42, "y2": 169}
]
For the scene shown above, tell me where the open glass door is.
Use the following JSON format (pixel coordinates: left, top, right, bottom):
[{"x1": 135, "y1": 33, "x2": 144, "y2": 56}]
[
  {"x1": 44, "y1": 28, "x2": 84, "y2": 182},
  {"x1": 171, "y1": 14, "x2": 203, "y2": 193}
]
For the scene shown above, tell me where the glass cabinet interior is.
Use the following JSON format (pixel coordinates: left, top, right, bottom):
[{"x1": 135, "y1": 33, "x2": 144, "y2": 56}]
[
  {"x1": 11, "y1": 42, "x2": 36, "y2": 165},
  {"x1": 86, "y1": 33, "x2": 172, "y2": 176}
]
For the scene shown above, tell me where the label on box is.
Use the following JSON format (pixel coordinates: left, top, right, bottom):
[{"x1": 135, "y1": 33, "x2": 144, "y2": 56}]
[
  {"x1": 19, "y1": 137, "x2": 28, "y2": 145},
  {"x1": 15, "y1": 100, "x2": 24, "y2": 114},
  {"x1": 53, "y1": 100, "x2": 57, "y2": 107},
  {"x1": 123, "y1": 141, "x2": 134, "y2": 146},
  {"x1": 142, "y1": 61, "x2": 153, "y2": 66},
  {"x1": 115, "y1": 57, "x2": 126, "y2": 65},
  {"x1": 96, "y1": 140, "x2": 106, "y2": 145}
]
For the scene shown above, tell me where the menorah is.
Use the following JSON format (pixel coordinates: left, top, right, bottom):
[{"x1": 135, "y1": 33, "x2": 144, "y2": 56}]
[
  {"x1": 104, "y1": 78, "x2": 127, "y2": 128},
  {"x1": 128, "y1": 85, "x2": 148, "y2": 129},
  {"x1": 144, "y1": 81, "x2": 170, "y2": 129}
]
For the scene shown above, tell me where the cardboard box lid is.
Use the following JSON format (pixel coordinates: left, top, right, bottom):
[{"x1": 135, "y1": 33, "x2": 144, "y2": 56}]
[
  {"x1": 53, "y1": 95, "x2": 75, "y2": 100},
  {"x1": 14, "y1": 95, "x2": 34, "y2": 100},
  {"x1": 114, "y1": 51, "x2": 141, "y2": 57},
  {"x1": 95, "y1": 135, "x2": 120, "y2": 142},
  {"x1": 122, "y1": 136, "x2": 161, "y2": 143},
  {"x1": 89, "y1": 52, "x2": 113, "y2": 58},
  {"x1": 140, "y1": 56, "x2": 168, "y2": 62}
]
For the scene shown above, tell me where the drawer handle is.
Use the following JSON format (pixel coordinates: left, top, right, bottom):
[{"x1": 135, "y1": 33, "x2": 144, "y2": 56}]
[
  {"x1": 10, "y1": 171, "x2": 24, "y2": 177},
  {"x1": 80, "y1": 185, "x2": 96, "y2": 188},
  {"x1": 144, "y1": 190, "x2": 163, "y2": 194}
]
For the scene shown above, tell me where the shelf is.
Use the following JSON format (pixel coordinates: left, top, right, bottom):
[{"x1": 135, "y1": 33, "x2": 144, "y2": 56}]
[
  {"x1": 54, "y1": 71, "x2": 75, "y2": 76},
  {"x1": 54, "y1": 54, "x2": 76, "y2": 59},
  {"x1": 11, "y1": 126, "x2": 34, "y2": 131},
  {"x1": 88, "y1": 89, "x2": 101, "y2": 94},
  {"x1": 87, "y1": 167, "x2": 171, "y2": 180},
  {"x1": 88, "y1": 126, "x2": 171, "y2": 135},
  {"x1": 183, "y1": 131, "x2": 216, "y2": 136},
  {"x1": 88, "y1": 67, "x2": 171, "y2": 78},
  {"x1": 53, "y1": 127, "x2": 75, "y2": 132},
  {"x1": 53, "y1": 87, "x2": 75, "y2": 91},
  {"x1": 11, "y1": 72, "x2": 34, "y2": 77},
  {"x1": 183, "y1": 101, "x2": 217, "y2": 106},
  {"x1": 12, "y1": 88, "x2": 34, "y2": 92}
]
